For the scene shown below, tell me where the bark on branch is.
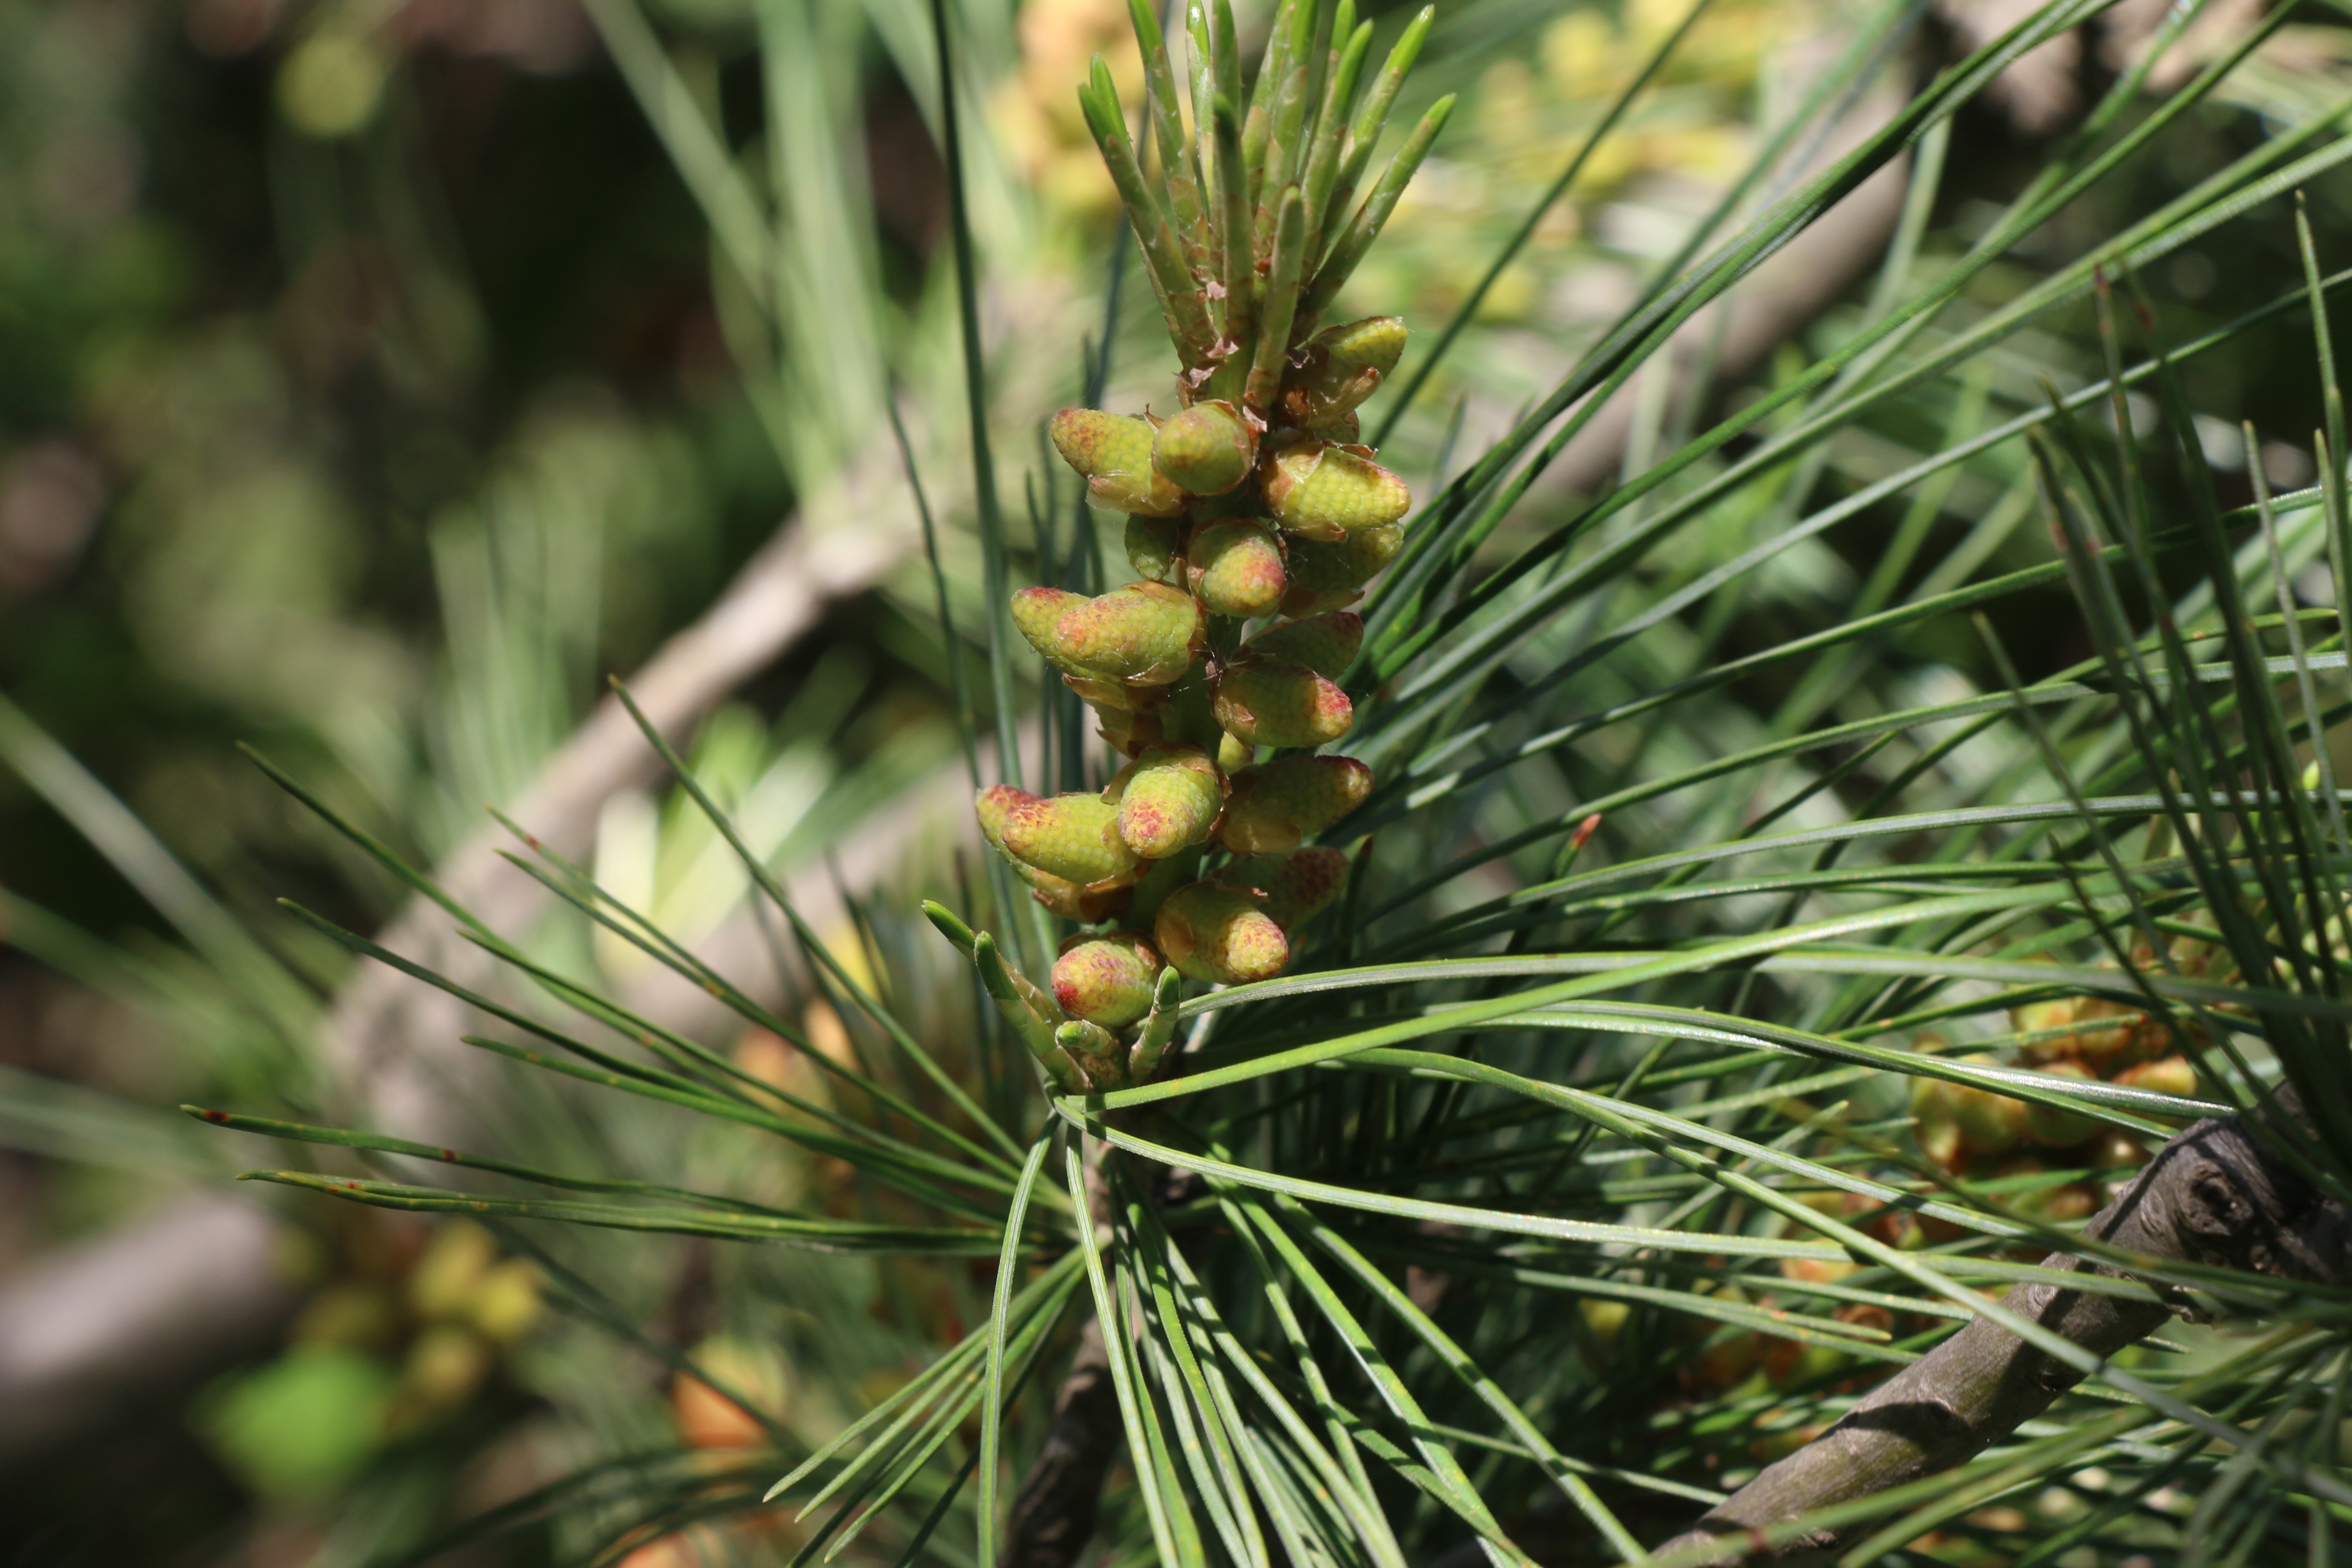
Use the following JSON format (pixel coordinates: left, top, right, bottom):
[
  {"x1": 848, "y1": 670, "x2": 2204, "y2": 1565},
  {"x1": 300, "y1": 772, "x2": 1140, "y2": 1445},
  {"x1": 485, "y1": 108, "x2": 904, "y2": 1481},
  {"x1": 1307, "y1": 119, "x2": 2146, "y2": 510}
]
[
  {"x1": 1656, "y1": 1090, "x2": 2352, "y2": 1565},
  {"x1": 1003, "y1": 1316, "x2": 1120, "y2": 1568}
]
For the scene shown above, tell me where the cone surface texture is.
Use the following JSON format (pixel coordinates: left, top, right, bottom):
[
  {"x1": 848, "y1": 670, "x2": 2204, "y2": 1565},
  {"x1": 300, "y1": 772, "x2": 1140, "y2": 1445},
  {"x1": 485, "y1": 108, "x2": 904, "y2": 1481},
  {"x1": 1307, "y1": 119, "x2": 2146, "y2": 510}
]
[
  {"x1": 1280, "y1": 524, "x2": 1403, "y2": 614},
  {"x1": 1262, "y1": 845, "x2": 1351, "y2": 927},
  {"x1": 1155, "y1": 883, "x2": 1289, "y2": 985},
  {"x1": 1015, "y1": 581, "x2": 1204, "y2": 686},
  {"x1": 1052, "y1": 934, "x2": 1162, "y2": 1028},
  {"x1": 1108, "y1": 745, "x2": 1225, "y2": 859},
  {"x1": 1262, "y1": 442, "x2": 1410, "y2": 540},
  {"x1": 994, "y1": 790, "x2": 1139, "y2": 885},
  {"x1": 1188, "y1": 521, "x2": 1287, "y2": 618},
  {"x1": 1151, "y1": 400, "x2": 1256, "y2": 495},
  {"x1": 1219, "y1": 756, "x2": 1375, "y2": 853},
  {"x1": 1212, "y1": 658, "x2": 1354, "y2": 749},
  {"x1": 1244, "y1": 610, "x2": 1362, "y2": 678},
  {"x1": 1050, "y1": 408, "x2": 1187, "y2": 516}
]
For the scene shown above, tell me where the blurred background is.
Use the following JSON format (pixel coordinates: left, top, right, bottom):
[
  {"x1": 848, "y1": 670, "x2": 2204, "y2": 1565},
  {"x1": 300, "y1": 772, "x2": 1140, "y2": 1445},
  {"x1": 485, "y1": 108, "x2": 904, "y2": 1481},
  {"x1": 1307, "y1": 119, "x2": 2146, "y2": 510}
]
[{"x1": 8, "y1": 0, "x2": 2352, "y2": 1562}]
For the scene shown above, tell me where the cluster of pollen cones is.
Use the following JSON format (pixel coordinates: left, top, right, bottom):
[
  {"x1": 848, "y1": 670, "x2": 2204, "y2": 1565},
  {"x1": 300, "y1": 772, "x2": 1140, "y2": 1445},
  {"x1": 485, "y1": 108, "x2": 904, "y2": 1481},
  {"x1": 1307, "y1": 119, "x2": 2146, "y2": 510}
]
[{"x1": 941, "y1": 0, "x2": 1450, "y2": 1093}]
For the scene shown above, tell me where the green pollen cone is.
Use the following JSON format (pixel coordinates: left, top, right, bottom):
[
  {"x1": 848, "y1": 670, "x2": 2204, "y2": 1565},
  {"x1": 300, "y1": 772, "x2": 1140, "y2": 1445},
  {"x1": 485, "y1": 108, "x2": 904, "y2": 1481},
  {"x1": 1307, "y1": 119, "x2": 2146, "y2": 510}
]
[
  {"x1": 2022, "y1": 1059, "x2": 2100, "y2": 1146},
  {"x1": 1125, "y1": 515, "x2": 1186, "y2": 583},
  {"x1": 1211, "y1": 656, "x2": 1353, "y2": 749},
  {"x1": 1106, "y1": 744, "x2": 1225, "y2": 858},
  {"x1": 1154, "y1": 882, "x2": 1289, "y2": 984},
  {"x1": 1051, "y1": 932, "x2": 1162, "y2": 1028},
  {"x1": 1260, "y1": 845, "x2": 1350, "y2": 927},
  {"x1": 1217, "y1": 755, "x2": 1375, "y2": 853},
  {"x1": 1036, "y1": 581, "x2": 1205, "y2": 686},
  {"x1": 995, "y1": 790, "x2": 1139, "y2": 886},
  {"x1": 1281, "y1": 523, "x2": 1402, "y2": 615},
  {"x1": 1946, "y1": 1055, "x2": 2031, "y2": 1155},
  {"x1": 1261, "y1": 441, "x2": 1410, "y2": 540},
  {"x1": 1243, "y1": 609, "x2": 1361, "y2": 678},
  {"x1": 975, "y1": 784, "x2": 1029, "y2": 851},
  {"x1": 1050, "y1": 408, "x2": 1188, "y2": 516},
  {"x1": 1151, "y1": 399, "x2": 1257, "y2": 495},
  {"x1": 1011, "y1": 588, "x2": 1090, "y2": 676},
  {"x1": 1280, "y1": 316, "x2": 1406, "y2": 428},
  {"x1": 1186, "y1": 520, "x2": 1286, "y2": 618}
]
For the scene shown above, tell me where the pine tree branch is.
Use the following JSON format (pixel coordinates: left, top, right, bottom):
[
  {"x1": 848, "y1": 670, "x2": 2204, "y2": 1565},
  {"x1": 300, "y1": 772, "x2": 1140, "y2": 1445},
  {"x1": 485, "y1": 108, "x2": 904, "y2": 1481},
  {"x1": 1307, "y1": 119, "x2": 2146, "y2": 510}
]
[
  {"x1": 1003, "y1": 1315, "x2": 1119, "y2": 1568},
  {"x1": 1002, "y1": 1134, "x2": 1128, "y2": 1568},
  {"x1": 1654, "y1": 1089, "x2": 2352, "y2": 1565}
]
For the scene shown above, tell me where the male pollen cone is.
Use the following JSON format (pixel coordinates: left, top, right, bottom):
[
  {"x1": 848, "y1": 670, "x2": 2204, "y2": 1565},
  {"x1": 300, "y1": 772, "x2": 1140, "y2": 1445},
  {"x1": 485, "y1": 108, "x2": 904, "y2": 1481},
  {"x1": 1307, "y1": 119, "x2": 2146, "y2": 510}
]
[
  {"x1": 1262, "y1": 442, "x2": 1410, "y2": 541},
  {"x1": 1280, "y1": 316, "x2": 1407, "y2": 428},
  {"x1": 1106, "y1": 745, "x2": 1225, "y2": 859},
  {"x1": 1151, "y1": 399, "x2": 1256, "y2": 495},
  {"x1": 975, "y1": 784, "x2": 1032, "y2": 851},
  {"x1": 1010, "y1": 589, "x2": 1090, "y2": 676},
  {"x1": 1042, "y1": 582, "x2": 1205, "y2": 686},
  {"x1": 1280, "y1": 524, "x2": 1403, "y2": 616},
  {"x1": 1050, "y1": 408, "x2": 1187, "y2": 516},
  {"x1": 1244, "y1": 610, "x2": 1362, "y2": 678},
  {"x1": 1212, "y1": 657, "x2": 1354, "y2": 749},
  {"x1": 1155, "y1": 883, "x2": 1289, "y2": 984},
  {"x1": 1187, "y1": 520, "x2": 1286, "y2": 619},
  {"x1": 1218, "y1": 756, "x2": 1375, "y2": 853},
  {"x1": 994, "y1": 790, "x2": 1139, "y2": 886},
  {"x1": 1051, "y1": 934, "x2": 1161, "y2": 1028},
  {"x1": 1262, "y1": 845, "x2": 1351, "y2": 927}
]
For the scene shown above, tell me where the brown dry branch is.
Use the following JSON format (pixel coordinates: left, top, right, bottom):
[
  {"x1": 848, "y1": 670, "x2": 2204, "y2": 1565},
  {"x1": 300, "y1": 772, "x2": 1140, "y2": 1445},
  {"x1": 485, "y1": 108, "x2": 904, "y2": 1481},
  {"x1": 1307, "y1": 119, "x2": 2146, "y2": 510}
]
[{"x1": 1655, "y1": 1090, "x2": 2352, "y2": 1564}]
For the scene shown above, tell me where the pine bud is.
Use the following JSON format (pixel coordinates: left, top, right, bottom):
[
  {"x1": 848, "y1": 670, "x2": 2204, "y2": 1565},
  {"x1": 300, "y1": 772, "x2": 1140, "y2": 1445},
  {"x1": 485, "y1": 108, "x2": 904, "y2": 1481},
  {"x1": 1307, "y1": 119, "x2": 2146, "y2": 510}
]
[
  {"x1": 1212, "y1": 657, "x2": 1354, "y2": 749},
  {"x1": 1218, "y1": 756, "x2": 1375, "y2": 852},
  {"x1": 1014, "y1": 581, "x2": 1205, "y2": 686},
  {"x1": 992, "y1": 789, "x2": 1139, "y2": 886},
  {"x1": 1150, "y1": 399, "x2": 1257, "y2": 496},
  {"x1": 1063, "y1": 673, "x2": 1156, "y2": 712},
  {"x1": 1281, "y1": 524, "x2": 1403, "y2": 615},
  {"x1": 1186, "y1": 520, "x2": 1286, "y2": 619},
  {"x1": 1050, "y1": 408, "x2": 1187, "y2": 516},
  {"x1": 1262, "y1": 442, "x2": 1411, "y2": 541},
  {"x1": 1244, "y1": 611, "x2": 1362, "y2": 679},
  {"x1": 1217, "y1": 730, "x2": 1251, "y2": 771},
  {"x1": 1125, "y1": 515, "x2": 1186, "y2": 584},
  {"x1": 1055, "y1": 1017, "x2": 1123, "y2": 1082},
  {"x1": 1154, "y1": 882, "x2": 1289, "y2": 984},
  {"x1": 1280, "y1": 316, "x2": 1406, "y2": 429},
  {"x1": 1261, "y1": 846, "x2": 1350, "y2": 928},
  {"x1": 1052, "y1": 932, "x2": 1162, "y2": 1028},
  {"x1": 1106, "y1": 744, "x2": 1225, "y2": 859}
]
